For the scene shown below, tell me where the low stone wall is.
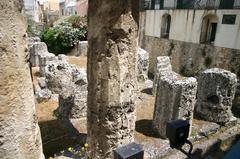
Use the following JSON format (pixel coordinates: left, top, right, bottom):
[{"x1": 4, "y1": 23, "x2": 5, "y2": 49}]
[{"x1": 141, "y1": 36, "x2": 240, "y2": 80}]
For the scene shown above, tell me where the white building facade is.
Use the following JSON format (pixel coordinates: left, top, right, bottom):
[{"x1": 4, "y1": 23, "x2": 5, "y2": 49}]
[{"x1": 141, "y1": 0, "x2": 240, "y2": 49}]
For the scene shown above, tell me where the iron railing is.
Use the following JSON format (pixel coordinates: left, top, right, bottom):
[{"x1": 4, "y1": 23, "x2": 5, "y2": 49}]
[{"x1": 140, "y1": 0, "x2": 240, "y2": 10}]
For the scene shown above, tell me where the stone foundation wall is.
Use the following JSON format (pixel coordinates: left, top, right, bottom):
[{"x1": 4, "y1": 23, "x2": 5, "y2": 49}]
[{"x1": 141, "y1": 36, "x2": 240, "y2": 80}]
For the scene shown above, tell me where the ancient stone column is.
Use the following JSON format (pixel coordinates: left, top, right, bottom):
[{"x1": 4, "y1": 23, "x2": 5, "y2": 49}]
[
  {"x1": 152, "y1": 56, "x2": 172, "y2": 95},
  {"x1": 195, "y1": 68, "x2": 237, "y2": 124},
  {"x1": 0, "y1": 1, "x2": 44, "y2": 159},
  {"x1": 87, "y1": 0, "x2": 139, "y2": 158},
  {"x1": 153, "y1": 71, "x2": 197, "y2": 138}
]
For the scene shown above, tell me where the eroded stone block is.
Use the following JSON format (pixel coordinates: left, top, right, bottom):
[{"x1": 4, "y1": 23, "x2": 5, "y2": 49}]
[
  {"x1": 56, "y1": 85, "x2": 87, "y2": 119},
  {"x1": 195, "y1": 68, "x2": 237, "y2": 124},
  {"x1": 45, "y1": 62, "x2": 87, "y2": 95},
  {"x1": 29, "y1": 42, "x2": 49, "y2": 67},
  {"x1": 153, "y1": 71, "x2": 197, "y2": 138},
  {"x1": 152, "y1": 56, "x2": 172, "y2": 95}
]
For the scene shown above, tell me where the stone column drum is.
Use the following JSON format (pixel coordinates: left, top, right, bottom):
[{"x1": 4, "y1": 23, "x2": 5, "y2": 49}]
[
  {"x1": 87, "y1": 0, "x2": 139, "y2": 158},
  {"x1": 195, "y1": 68, "x2": 237, "y2": 124},
  {"x1": 153, "y1": 71, "x2": 197, "y2": 138},
  {"x1": 0, "y1": 0, "x2": 44, "y2": 158},
  {"x1": 152, "y1": 56, "x2": 172, "y2": 95}
]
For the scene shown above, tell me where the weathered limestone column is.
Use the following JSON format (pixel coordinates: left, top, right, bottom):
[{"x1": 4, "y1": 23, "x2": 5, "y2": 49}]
[
  {"x1": 87, "y1": 0, "x2": 139, "y2": 158},
  {"x1": 152, "y1": 56, "x2": 172, "y2": 95},
  {"x1": 195, "y1": 68, "x2": 237, "y2": 124},
  {"x1": 0, "y1": 1, "x2": 44, "y2": 159},
  {"x1": 153, "y1": 71, "x2": 197, "y2": 138}
]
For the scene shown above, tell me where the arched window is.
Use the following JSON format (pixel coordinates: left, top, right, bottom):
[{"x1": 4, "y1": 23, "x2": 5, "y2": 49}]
[
  {"x1": 161, "y1": 14, "x2": 171, "y2": 39},
  {"x1": 200, "y1": 14, "x2": 218, "y2": 44}
]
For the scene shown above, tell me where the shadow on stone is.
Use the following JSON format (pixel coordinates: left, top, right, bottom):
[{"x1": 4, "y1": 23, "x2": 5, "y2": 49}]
[
  {"x1": 232, "y1": 106, "x2": 240, "y2": 118},
  {"x1": 135, "y1": 119, "x2": 160, "y2": 138},
  {"x1": 39, "y1": 119, "x2": 87, "y2": 158},
  {"x1": 141, "y1": 88, "x2": 153, "y2": 95}
]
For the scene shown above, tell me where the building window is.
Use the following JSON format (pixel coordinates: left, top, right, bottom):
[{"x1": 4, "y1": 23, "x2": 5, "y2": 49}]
[
  {"x1": 200, "y1": 14, "x2": 218, "y2": 44},
  {"x1": 222, "y1": 15, "x2": 236, "y2": 24},
  {"x1": 161, "y1": 14, "x2": 171, "y2": 39}
]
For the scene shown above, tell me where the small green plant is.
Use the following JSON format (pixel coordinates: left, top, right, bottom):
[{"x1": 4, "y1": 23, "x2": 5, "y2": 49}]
[{"x1": 191, "y1": 130, "x2": 197, "y2": 137}]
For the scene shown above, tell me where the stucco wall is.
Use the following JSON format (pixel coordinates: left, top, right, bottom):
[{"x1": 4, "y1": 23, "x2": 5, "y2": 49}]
[{"x1": 144, "y1": 10, "x2": 240, "y2": 50}]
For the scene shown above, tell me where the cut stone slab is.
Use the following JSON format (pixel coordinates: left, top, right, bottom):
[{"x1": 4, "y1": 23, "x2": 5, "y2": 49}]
[
  {"x1": 195, "y1": 68, "x2": 237, "y2": 124},
  {"x1": 152, "y1": 56, "x2": 172, "y2": 95},
  {"x1": 153, "y1": 71, "x2": 197, "y2": 138},
  {"x1": 138, "y1": 48, "x2": 149, "y2": 82}
]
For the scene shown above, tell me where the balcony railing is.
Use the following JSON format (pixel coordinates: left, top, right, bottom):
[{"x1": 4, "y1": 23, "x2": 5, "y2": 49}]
[{"x1": 140, "y1": 0, "x2": 240, "y2": 10}]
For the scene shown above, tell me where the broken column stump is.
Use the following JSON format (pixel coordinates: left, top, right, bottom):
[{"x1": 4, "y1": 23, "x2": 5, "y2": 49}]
[
  {"x1": 87, "y1": 0, "x2": 139, "y2": 158},
  {"x1": 195, "y1": 68, "x2": 237, "y2": 124},
  {"x1": 153, "y1": 71, "x2": 197, "y2": 138},
  {"x1": 152, "y1": 56, "x2": 172, "y2": 95}
]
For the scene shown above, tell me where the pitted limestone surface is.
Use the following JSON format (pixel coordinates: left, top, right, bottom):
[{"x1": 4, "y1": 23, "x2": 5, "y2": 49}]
[
  {"x1": 153, "y1": 71, "x2": 197, "y2": 138},
  {"x1": 195, "y1": 68, "x2": 237, "y2": 124},
  {"x1": 87, "y1": 0, "x2": 139, "y2": 158},
  {"x1": 0, "y1": 1, "x2": 44, "y2": 158}
]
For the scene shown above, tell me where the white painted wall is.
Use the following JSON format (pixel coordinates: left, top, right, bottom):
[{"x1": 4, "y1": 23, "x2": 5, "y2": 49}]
[{"x1": 144, "y1": 9, "x2": 240, "y2": 49}]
